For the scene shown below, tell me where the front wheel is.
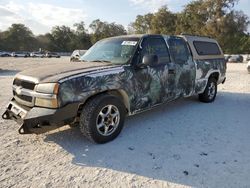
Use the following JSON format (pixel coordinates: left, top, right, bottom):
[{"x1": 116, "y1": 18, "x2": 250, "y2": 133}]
[
  {"x1": 199, "y1": 78, "x2": 217, "y2": 103},
  {"x1": 79, "y1": 94, "x2": 126, "y2": 144}
]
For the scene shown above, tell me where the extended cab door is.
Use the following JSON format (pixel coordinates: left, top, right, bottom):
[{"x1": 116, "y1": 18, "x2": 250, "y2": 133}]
[
  {"x1": 166, "y1": 36, "x2": 196, "y2": 98},
  {"x1": 132, "y1": 36, "x2": 171, "y2": 110}
]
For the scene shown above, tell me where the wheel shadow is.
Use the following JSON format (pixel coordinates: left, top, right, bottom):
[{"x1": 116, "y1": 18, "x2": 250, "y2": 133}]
[{"x1": 44, "y1": 91, "x2": 250, "y2": 187}]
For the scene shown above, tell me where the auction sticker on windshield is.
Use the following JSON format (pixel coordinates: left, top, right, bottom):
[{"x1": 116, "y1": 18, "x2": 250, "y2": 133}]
[{"x1": 121, "y1": 41, "x2": 137, "y2": 46}]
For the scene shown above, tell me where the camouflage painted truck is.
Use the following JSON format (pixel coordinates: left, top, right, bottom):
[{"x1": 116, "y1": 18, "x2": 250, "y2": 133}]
[{"x1": 2, "y1": 34, "x2": 226, "y2": 143}]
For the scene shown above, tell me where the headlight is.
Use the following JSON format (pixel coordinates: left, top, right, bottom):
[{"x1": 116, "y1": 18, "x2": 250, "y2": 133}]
[
  {"x1": 36, "y1": 83, "x2": 59, "y2": 94},
  {"x1": 35, "y1": 83, "x2": 59, "y2": 108},
  {"x1": 35, "y1": 98, "x2": 58, "y2": 108}
]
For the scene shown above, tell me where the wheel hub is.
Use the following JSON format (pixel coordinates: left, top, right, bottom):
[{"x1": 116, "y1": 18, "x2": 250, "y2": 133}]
[
  {"x1": 208, "y1": 82, "x2": 216, "y2": 99},
  {"x1": 96, "y1": 105, "x2": 120, "y2": 136}
]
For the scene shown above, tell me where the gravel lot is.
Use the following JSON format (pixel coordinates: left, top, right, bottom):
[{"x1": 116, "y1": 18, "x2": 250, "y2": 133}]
[{"x1": 0, "y1": 57, "x2": 250, "y2": 188}]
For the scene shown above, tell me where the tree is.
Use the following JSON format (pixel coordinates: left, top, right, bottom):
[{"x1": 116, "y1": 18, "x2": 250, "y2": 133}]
[
  {"x1": 73, "y1": 21, "x2": 92, "y2": 49},
  {"x1": 176, "y1": 0, "x2": 249, "y2": 53},
  {"x1": 131, "y1": 13, "x2": 154, "y2": 34},
  {"x1": 204, "y1": 10, "x2": 249, "y2": 53},
  {"x1": 130, "y1": 6, "x2": 178, "y2": 35},
  {"x1": 176, "y1": 0, "x2": 208, "y2": 35},
  {"x1": 89, "y1": 19, "x2": 127, "y2": 43},
  {"x1": 0, "y1": 31, "x2": 4, "y2": 50},
  {"x1": 0, "y1": 0, "x2": 249, "y2": 54},
  {"x1": 239, "y1": 34, "x2": 250, "y2": 53},
  {"x1": 36, "y1": 33, "x2": 51, "y2": 51},
  {"x1": 48, "y1": 25, "x2": 75, "y2": 52},
  {"x1": 151, "y1": 6, "x2": 177, "y2": 34},
  {"x1": 203, "y1": 0, "x2": 249, "y2": 53},
  {"x1": 1, "y1": 24, "x2": 38, "y2": 51}
]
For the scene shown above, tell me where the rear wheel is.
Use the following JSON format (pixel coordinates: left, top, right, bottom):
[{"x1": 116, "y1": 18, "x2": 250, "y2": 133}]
[
  {"x1": 199, "y1": 78, "x2": 217, "y2": 103},
  {"x1": 79, "y1": 94, "x2": 126, "y2": 144}
]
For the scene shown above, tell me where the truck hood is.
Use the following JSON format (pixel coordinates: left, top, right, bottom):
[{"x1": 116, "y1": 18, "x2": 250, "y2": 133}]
[{"x1": 15, "y1": 62, "x2": 118, "y2": 83}]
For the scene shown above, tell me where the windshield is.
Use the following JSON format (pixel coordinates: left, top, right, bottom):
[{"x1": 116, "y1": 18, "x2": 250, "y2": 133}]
[{"x1": 80, "y1": 37, "x2": 139, "y2": 65}]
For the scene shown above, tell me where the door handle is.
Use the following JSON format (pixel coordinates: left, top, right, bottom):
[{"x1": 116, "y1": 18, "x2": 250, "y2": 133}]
[{"x1": 168, "y1": 69, "x2": 175, "y2": 74}]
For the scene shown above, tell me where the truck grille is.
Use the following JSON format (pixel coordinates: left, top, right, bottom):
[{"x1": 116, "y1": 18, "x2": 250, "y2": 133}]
[
  {"x1": 13, "y1": 79, "x2": 36, "y2": 90},
  {"x1": 13, "y1": 78, "x2": 36, "y2": 106},
  {"x1": 13, "y1": 91, "x2": 33, "y2": 102}
]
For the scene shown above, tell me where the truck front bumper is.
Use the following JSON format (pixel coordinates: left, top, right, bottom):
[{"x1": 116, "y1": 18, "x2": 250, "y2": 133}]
[{"x1": 2, "y1": 99, "x2": 79, "y2": 134}]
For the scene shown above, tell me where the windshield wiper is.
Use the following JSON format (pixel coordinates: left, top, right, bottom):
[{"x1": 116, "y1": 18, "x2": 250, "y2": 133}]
[{"x1": 92, "y1": 60, "x2": 111, "y2": 63}]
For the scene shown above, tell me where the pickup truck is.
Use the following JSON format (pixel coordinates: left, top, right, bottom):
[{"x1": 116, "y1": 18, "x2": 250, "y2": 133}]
[{"x1": 2, "y1": 34, "x2": 226, "y2": 143}]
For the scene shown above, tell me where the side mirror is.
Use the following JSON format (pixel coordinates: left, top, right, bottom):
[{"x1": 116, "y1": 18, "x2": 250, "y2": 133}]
[{"x1": 141, "y1": 54, "x2": 158, "y2": 67}]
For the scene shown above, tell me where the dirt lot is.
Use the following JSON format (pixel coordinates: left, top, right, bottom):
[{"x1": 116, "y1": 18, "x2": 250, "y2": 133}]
[{"x1": 0, "y1": 57, "x2": 250, "y2": 188}]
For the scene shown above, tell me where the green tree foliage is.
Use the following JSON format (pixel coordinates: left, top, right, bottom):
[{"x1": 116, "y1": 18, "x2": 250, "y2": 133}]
[
  {"x1": 36, "y1": 33, "x2": 51, "y2": 51},
  {"x1": 48, "y1": 25, "x2": 75, "y2": 52},
  {"x1": 130, "y1": 0, "x2": 249, "y2": 53},
  {"x1": 89, "y1": 19, "x2": 127, "y2": 43},
  {"x1": 0, "y1": 1, "x2": 249, "y2": 54},
  {"x1": 131, "y1": 13, "x2": 154, "y2": 34},
  {"x1": 177, "y1": 0, "x2": 249, "y2": 53},
  {"x1": 72, "y1": 22, "x2": 92, "y2": 50},
  {"x1": 151, "y1": 6, "x2": 177, "y2": 35},
  {"x1": 239, "y1": 34, "x2": 250, "y2": 53},
  {"x1": 0, "y1": 24, "x2": 38, "y2": 51},
  {"x1": 0, "y1": 31, "x2": 4, "y2": 50},
  {"x1": 175, "y1": 0, "x2": 208, "y2": 35}
]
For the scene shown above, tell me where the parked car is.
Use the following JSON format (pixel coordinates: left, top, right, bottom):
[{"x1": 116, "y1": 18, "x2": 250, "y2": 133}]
[
  {"x1": 247, "y1": 61, "x2": 250, "y2": 73},
  {"x1": 224, "y1": 55, "x2": 231, "y2": 62},
  {"x1": 12, "y1": 51, "x2": 30, "y2": 57},
  {"x1": 228, "y1": 55, "x2": 243, "y2": 63},
  {"x1": 46, "y1": 52, "x2": 60, "y2": 58},
  {"x1": 246, "y1": 55, "x2": 250, "y2": 61},
  {"x1": 70, "y1": 50, "x2": 87, "y2": 62},
  {"x1": 2, "y1": 34, "x2": 226, "y2": 144},
  {"x1": 30, "y1": 52, "x2": 45, "y2": 58},
  {"x1": 0, "y1": 51, "x2": 11, "y2": 57}
]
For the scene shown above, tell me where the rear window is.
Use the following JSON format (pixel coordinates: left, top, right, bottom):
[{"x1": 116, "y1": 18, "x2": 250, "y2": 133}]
[{"x1": 193, "y1": 41, "x2": 221, "y2": 55}]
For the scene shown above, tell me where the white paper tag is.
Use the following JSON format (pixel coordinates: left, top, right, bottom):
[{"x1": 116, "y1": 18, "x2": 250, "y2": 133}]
[{"x1": 121, "y1": 41, "x2": 137, "y2": 46}]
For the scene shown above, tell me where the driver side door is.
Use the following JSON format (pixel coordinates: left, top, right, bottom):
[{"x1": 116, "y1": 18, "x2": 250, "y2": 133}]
[{"x1": 131, "y1": 36, "x2": 171, "y2": 112}]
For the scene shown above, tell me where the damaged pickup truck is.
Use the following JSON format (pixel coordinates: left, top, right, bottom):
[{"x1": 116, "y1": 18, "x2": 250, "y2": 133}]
[{"x1": 2, "y1": 34, "x2": 226, "y2": 143}]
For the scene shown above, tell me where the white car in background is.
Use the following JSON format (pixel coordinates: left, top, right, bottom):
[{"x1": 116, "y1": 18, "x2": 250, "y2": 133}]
[
  {"x1": 12, "y1": 51, "x2": 30, "y2": 57},
  {"x1": 30, "y1": 52, "x2": 45, "y2": 58},
  {"x1": 45, "y1": 52, "x2": 60, "y2": 58},
  {"x1": 247, "y1": 61, "x2": 250, "y2": 73},
  {"x1": 0, "y1": 51, "x2": 11, "y2": 57},
  {"x1": 70, "y1": 50, "x2": 87, "y2": 62}
]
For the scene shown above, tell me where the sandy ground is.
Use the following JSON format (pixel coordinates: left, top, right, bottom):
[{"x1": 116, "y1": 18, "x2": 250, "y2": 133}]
[{"x1": 0, "y1": 57, "x2": 250, "y2": 188}]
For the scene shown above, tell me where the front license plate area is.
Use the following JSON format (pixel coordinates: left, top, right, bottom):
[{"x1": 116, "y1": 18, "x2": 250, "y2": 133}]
[
  {"x1": 11, "y1": 105, "x2": 21, "y2": 115},
  {"x1": 8, "y1": 102, "x2": 27, "y2": 119}
]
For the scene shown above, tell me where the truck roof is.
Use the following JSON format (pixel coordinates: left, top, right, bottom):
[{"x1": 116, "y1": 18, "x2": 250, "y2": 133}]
[{"x1": 105, "y1": 34, "x2": 225, "y2": 60}]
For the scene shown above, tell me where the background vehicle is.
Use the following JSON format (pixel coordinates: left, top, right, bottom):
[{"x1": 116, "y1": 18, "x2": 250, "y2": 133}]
[
  {"x1": 12, "y1": 51, "x2": 30, "y2": 57},
  {"x1": 30, "y1": 52, "x2": 45, "y2": 58},
  {"x1": 228, "y1": 55, "x2": 244, "y2": 63},
  {"x1": 224, "y1": 55, "x2": 231, "y2": 62},
  {"x1": 246, "y1": 55, "x2": 250, "y2": 61},
  {"x1": 247, "y1": 61, "x2": 250, "y2": 73},
  {"x1": 70, "y1": 50, "x2": 87, "y2": 62},
  {"x1": 46, "y1": 52, "x2": 60, "y2": 58},
  {"x1": 0, "y1": 51, "x2": 11, "y2": 57},
  {"x1": 2, "y1": 34, "x2": 226, "y2": 144}
]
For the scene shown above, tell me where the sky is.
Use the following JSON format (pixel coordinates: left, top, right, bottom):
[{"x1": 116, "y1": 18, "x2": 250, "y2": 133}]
[{"x1": 0, "y1": 0, "x2": 249, "y2": 35}]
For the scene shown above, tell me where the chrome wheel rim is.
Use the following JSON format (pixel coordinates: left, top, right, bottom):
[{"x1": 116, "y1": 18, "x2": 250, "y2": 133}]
[
  {"x1": 208, "y1": 82, "x2": 216, "y2": 100},
  {"x1": 96, "y1": 105, "x2": 120, "y2": 136}
]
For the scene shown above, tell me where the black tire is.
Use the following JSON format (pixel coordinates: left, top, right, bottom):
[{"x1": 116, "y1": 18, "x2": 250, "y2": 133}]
[
  {"x1": 79, "y1": 94, "x2": 126, "y2": 144},
  {"x1": 199, "y1": 78, "x2": 217, "y2": 103}
]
